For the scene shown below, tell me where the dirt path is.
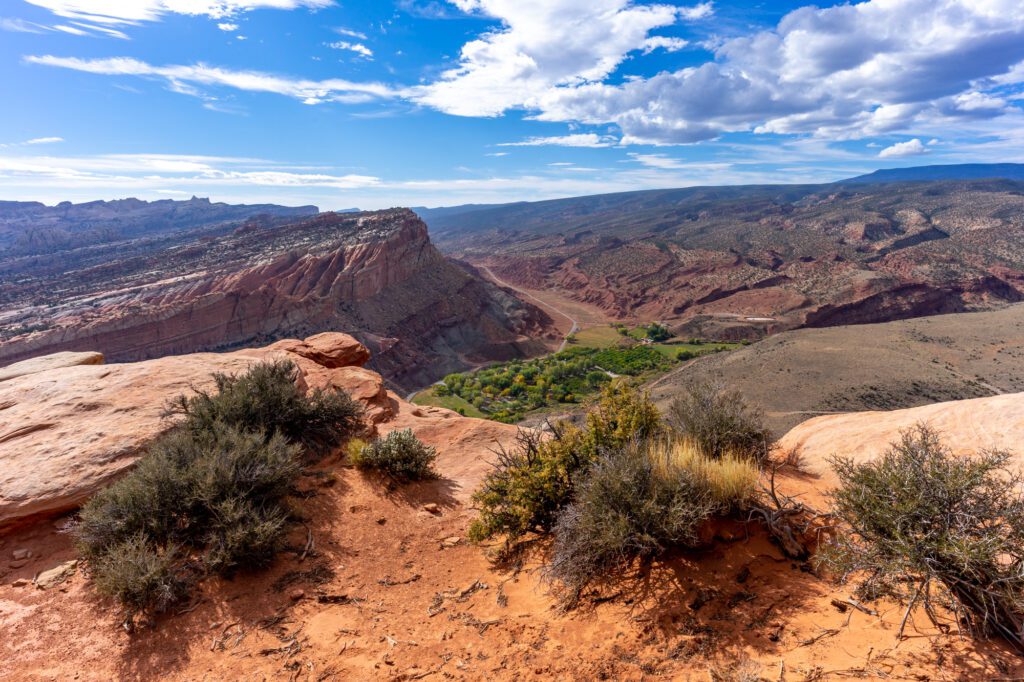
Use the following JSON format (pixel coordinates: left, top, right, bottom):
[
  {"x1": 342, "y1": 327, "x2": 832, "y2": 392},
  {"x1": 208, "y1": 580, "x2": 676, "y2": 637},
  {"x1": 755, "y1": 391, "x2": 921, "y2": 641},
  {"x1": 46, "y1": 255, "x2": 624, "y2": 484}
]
[{"x1": 479, "y1": 265, "x2": 579, "y2": 352}]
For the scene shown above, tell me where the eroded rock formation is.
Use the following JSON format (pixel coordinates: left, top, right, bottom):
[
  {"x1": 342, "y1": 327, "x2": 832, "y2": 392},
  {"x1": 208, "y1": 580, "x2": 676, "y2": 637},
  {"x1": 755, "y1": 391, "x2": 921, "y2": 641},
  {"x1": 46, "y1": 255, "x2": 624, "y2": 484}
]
[
  {"x1": 0, "y1": 209, "x2": 555, "y2": 391},
  {"x1": 0, "y1": 332, "x2": 519, "y2": 528}
]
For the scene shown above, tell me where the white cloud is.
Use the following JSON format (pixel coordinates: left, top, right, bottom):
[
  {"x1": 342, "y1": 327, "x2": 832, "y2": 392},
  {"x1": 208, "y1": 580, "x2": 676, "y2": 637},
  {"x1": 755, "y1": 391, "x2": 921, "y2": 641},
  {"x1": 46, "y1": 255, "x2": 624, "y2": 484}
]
[
  {"x1": 678, "y1": 2, "x2": 713, "y2": 20},
  {"x1": 1, "y1": 17, "x2": 48, "y2": 33},
  {"x1": 328, "y1": 41, "x2": 373, "y2": 59},
  {"x1": 0, "y1": 136, "x2": 64, "y2": 148},
  {"x1": 878, "y1": 138, "x2": 928, "y2": 158},
  {"x1": 628, "y1": 153, "x2": 684, "y2": 169},
  {"x1": 414, "y1": 0, "x2": 1024, "y2": 145},
  {"x1": 641, "y1": 36, "x2": 688, "y2": 55},
  {"x1": 217, "y1": 22, "x2": 238, "y2": 31},
  {"x1": 497, "y1": 133, "x2": 618, "y2": 148},
  {"x1": 333, "y1": 27, "x2": 367, "y2": 40},
  {"x1": 485, "y1": 151, "x2": 509, "y2": 157},
  {"x1": 410, "y1": 0, "x2": 687, "y2": 117},
  {"x1": 23, "y1": 0, "x2": 333, "y2": 25},
  {"x1": 25, "y1": 55, "x2": 401, "y2": 105},
  {"x1": 0, "y1": 152, "x2": 379, "y2": 190}
]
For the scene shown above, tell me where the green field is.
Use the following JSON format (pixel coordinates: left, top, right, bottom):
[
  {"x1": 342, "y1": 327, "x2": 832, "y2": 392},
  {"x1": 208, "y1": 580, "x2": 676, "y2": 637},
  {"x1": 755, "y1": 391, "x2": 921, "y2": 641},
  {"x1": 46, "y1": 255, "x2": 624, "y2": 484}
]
[{"x1": 411, "y1": 388, "x2": 487, "y2": 418}]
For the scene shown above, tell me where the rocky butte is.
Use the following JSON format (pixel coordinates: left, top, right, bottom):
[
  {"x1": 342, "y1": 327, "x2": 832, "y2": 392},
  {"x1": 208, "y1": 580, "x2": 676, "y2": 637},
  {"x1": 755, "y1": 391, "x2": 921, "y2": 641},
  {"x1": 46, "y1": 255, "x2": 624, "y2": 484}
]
[{"x1": 0, "y1": 208, "x2": 554, "y2": 391}]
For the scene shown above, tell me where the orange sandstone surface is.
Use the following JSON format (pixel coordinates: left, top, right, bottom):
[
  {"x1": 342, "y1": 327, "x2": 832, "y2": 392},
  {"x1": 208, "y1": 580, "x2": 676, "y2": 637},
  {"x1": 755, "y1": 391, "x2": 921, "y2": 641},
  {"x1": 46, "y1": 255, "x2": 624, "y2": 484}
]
[{"x1": 1, "y1": 337, "x2": 1023, "y2": 680}]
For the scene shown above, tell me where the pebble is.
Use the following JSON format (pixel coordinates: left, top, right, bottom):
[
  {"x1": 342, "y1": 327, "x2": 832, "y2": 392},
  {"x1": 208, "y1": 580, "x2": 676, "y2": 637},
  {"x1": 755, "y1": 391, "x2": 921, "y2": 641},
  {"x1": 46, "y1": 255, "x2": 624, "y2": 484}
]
[
  {"x1": 11, "y1": 549, "x2": 31, "y2": 561},
  {"x1": 11, "y1": 578, "x2": 29, "y2": 588},
  {"x1": 289, "y1": 589, "x2": 305, "y2": 601},
  {"x1": 8, "y1": 559, "x2": 29, "y2": 569},
  {"x1": 423, "y1": 503, "x2": 440, "y2": 514},
  {"x1": 376, "y1": 517, "x2": 387, "y2": 525},
  {"x1": 440, "y1": 536, "x2": 462, "y2": 548}
]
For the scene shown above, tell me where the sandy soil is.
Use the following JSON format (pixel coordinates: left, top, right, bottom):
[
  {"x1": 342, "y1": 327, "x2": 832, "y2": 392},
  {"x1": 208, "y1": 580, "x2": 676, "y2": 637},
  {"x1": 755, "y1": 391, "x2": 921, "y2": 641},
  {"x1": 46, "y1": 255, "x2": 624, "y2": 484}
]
[{"x1": 2, "y1": 448, "x2": 1023, "y2": 681}]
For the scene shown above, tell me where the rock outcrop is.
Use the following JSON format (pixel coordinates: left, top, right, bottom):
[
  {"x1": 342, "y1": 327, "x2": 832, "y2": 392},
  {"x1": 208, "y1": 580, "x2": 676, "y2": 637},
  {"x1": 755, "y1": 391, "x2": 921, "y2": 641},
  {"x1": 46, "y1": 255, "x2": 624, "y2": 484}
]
[
  {"x1": 0, "y1": 209, "x2": 555, "y2": 391},
  {"x1": 779, "y1": 392, "x2": 1024, "y2": 485},
  {"x1": 0, "y1": 333, "x2": 521, "y2": 528}
]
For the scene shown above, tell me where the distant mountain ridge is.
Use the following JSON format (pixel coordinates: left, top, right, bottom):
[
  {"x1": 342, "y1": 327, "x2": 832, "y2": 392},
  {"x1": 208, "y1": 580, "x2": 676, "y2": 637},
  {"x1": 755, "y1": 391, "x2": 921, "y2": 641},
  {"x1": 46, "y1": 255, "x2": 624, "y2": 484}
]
[
  {"x1": 841, "y1": 163, "x2": 1024, "y2": 184},
  {"x1": 0, "y1": 196, "x2": 318, "y2": 255}
]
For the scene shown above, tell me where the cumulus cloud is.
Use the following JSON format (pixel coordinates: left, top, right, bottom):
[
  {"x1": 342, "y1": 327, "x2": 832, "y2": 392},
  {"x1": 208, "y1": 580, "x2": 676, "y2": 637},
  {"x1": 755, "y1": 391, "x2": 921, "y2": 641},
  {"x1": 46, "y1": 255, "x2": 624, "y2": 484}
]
[
  {"x1": 328, "y1": 41, "x2": 373, "y2": 59},
  {"x1": 25, "y1": 55, "x2": 401, "y2": 105},
  {"x1": 641, "y1": 36, "x2": 688, "y2": 55},
  {"x1": 497, "y1": 134, "x2": 618, "y2": 148},
  {"x1": 23, "y1": 0, "x2": 333, "y2": 24},
  {"x1": 415, "y1": 0, "x2": 1024, "y2": 144},
  {"x1": 878, "y1": 138, "x2": 928, "y2": 158},
  {"x1": 217, "y1": 22, "x2": 238, "y2": 31}
]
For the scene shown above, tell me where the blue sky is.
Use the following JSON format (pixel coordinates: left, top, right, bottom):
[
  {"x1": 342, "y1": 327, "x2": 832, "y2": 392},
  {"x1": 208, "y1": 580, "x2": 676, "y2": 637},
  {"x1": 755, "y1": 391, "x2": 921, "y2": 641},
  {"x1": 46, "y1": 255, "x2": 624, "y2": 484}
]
[{"x1": 1, "y1": 0, "x2": 1023, "y2": 210}]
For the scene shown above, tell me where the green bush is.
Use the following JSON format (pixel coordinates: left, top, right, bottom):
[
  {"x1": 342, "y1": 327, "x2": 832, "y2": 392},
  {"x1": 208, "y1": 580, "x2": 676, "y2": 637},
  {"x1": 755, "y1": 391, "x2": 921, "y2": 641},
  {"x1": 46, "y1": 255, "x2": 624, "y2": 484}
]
[
  {"x1": 168, "y1": 359, "x2": 363, "y2": 458},
  {"x1": 824, "y1": 425, "x2": 1024, "y2": 647},
  {"x1": 77, "y1": 361, "x2": 362, "y2": 624},
  {"x1": 547, "y1": 446, "x2": 716, "y2": 605},
  {"x1": 351, "y1": 429, "x2": 438, "y2": 481},
  {"x1": 468, "y1": 382, "x2": 661, "y2": 545},
  {"x1": 666, "y1": 381, "x2": 774, "y2": 463}
]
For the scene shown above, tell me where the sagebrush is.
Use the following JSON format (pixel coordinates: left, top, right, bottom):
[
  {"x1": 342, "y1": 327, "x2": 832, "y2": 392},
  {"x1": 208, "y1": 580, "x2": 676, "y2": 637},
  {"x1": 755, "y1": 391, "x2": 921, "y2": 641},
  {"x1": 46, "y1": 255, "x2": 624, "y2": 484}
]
[
  {"x1": 351, "y1": 429, "x2": 438, "y2": 481},
  {"x1": 667, "y1": 380, "x2": 774, "y2": 463},
  {"x1": 823, "y1": 424, "x2": 1024, "y2": 648},
  {"x1": 468, "y1": 382, "x2": 661, "y2": 545},
  {"x1": 77, "y1": 360, "x2": 362, "y2": 625}
]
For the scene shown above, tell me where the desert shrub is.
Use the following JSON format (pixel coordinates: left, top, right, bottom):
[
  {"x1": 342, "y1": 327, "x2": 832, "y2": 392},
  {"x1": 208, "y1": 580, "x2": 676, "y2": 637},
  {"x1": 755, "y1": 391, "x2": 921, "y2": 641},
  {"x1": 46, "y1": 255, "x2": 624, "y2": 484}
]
[
  {"x1": 547, "y1": 446, "x2": 717, "y2": 605},
  {"x1": 351, "y1": 429, "x2": 438, "y2": 481},
  {"x1": 168, "y1": 359, "x2": 363, "y2": 457},
  {"x1": 77, "y1": 361, "x2": 360, "y2": 625},
  {"x1": 667, "y1": 381, "x2": 774, "y2": 463},
  {"x1": 469, "y1": 382, "x2": 661, "y2": 544},
  {"x1": 824, "y1": 424, "x2": 1024, "y2": 647},
  {"x1": 647, "y1": 439, "x2": 759, "y2": 510},
  {"x1": 90, "y1": 534, "x2": 189, "y2": 621}
]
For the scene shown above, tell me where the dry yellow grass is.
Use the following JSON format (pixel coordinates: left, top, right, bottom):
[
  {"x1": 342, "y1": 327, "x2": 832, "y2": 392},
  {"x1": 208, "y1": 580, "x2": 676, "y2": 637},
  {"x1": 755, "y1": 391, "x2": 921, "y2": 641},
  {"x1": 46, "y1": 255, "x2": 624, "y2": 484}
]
[{"x1": 646, "y1": 439, "x2": 760, "y2": 507}]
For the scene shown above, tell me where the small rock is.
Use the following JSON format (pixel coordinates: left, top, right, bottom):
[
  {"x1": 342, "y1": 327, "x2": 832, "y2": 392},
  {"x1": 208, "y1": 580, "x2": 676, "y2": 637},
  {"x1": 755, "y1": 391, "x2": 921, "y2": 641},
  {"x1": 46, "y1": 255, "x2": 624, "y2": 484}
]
[
  {"x1": 440, "y1": 536, "x2": 462, "y2": 548},
  {"x1": 11, "y1": 578, "x2": 29, "y2": 587},
  {"x1": 34, "y1": 560, "x2": 78, "y2": 589},
  {"x1": 377, "y1": 517, "x2": 387, "y2": 525},
  {"x1": 423, "y1": 503, "x2": 440, "y2": 514},
  {"x1": 8, "y1": 559, "x2": 29, "y2": 569},
  {"x1": 11, "y1": 549, "x2": 31, "y2": 561},
  {"x1": 290, "y1": 589, "x2": 305, "y2": 601}
]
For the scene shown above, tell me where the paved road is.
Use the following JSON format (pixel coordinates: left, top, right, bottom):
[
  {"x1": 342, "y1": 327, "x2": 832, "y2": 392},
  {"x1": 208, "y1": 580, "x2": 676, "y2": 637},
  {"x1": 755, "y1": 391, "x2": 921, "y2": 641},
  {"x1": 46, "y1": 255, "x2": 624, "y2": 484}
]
[{"x1": 479, "y1": 265, "x2": 580, "y2": 352}]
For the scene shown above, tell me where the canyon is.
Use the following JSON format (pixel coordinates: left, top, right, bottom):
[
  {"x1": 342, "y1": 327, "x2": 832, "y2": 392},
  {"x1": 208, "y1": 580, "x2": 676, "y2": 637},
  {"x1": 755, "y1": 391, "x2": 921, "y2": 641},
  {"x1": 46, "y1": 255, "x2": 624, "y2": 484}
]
[
  {"x1": 0, "y1": 208, "x2": 555, "y2": 391},
  {"x1": 424, "y1": 179, "x2": 1024, "y2": 340}
]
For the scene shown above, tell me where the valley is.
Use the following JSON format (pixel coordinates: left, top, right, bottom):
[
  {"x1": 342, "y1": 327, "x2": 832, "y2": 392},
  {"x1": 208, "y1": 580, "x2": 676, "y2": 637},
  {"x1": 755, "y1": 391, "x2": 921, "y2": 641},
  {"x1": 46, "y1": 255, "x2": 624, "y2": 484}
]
[{"x1": 423, "y1": 180, "x2": 1024, "y2": 341}]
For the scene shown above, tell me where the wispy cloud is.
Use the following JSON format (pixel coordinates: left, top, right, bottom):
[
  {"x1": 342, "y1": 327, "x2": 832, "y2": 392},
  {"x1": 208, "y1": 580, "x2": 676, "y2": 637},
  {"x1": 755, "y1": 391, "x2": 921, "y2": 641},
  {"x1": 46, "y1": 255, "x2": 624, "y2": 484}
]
[
  {"x1": 497, "y1": 134, "x2": 618, "y2": 148},
  {"x1": 25, "y1": 55, "x2": 402, "y2": 105},
  {"x1": 328, "y1": 41, "x2": 373, "y2": 59},
  {"x1": 0, "y1": 136, "x2": 64, "y2": 148},
  {"x1": 23, "y1": 0, "x2": 333, "y2": 25}
]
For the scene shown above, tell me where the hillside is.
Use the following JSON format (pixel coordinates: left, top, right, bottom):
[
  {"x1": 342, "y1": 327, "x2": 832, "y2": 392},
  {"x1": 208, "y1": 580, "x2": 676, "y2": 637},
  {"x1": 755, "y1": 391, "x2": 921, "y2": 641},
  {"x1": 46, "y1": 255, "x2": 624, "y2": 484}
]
[
  {"x1": 2, "y1": 342, "x2": 1023, "y2": 680},
  {"x1": 426, "y1": 180, "x2": 1024, "y2": 338},
  {"x1": 647, "y1": 303, "x2": 1024, "y2": 434},
  {"x1": 0, "y1": 209, "x2": 556, "y2": 391},
  {"x1": 842, "y1": 163, "x2": 1024, "y2": 184},
  {"x1": 0, "y1": 196, "x2": 318, "y2": 255}
]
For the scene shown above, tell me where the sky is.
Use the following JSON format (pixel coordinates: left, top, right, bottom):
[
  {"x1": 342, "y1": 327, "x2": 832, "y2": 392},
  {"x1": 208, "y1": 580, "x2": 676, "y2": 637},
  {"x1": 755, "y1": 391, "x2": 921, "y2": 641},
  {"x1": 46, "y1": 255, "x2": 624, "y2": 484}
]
[{"x1": 1, "y1": 0, "x2": 1023, "y2": 210}]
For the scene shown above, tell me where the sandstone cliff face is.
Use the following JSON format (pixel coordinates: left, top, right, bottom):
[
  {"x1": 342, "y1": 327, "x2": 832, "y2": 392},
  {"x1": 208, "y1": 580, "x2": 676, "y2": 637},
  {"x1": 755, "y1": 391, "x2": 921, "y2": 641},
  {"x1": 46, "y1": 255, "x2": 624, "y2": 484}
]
[
  {"x1": 0, "y1": 209, "x2": 554, "y2": 391},
  {"x1": 0, "y1": 333, "x2": 519, "y2": 528}
]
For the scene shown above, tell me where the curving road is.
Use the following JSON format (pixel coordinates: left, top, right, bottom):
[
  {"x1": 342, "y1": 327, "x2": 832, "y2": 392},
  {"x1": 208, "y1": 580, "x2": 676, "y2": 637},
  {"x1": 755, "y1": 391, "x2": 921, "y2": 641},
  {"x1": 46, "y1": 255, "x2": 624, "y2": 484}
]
[
  {"x1": 479, "y1": 265, "x2": 580, "y2": 352},
  {"x1": 405, "y1": 266, "x2": 581, "y2": 403}
]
